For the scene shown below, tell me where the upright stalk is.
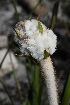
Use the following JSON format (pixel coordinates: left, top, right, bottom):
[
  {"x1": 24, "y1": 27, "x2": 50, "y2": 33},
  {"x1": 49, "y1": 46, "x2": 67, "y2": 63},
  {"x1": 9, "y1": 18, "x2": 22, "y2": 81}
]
[
  {"x1": 14, "y1": 19, "x2": 58, "y2": 105},
  {"x1": 12, "y1": 0, "x2": 19, "y2": 22},
  {"x1": 61, "y1": 73, "x2": 70, "y2": 105},
  {"x1": 9, "y1": 51, "x2": 24, "y2": 105},
  {"x1": 40, "y1": 56, "x2": 58, "y2": 105},
  {"x1": 50, "y1": 0, "x2": 60, "y2": 30},
  {"x1": 0, "y1": 79, "x2": 14, "y2": 105}
]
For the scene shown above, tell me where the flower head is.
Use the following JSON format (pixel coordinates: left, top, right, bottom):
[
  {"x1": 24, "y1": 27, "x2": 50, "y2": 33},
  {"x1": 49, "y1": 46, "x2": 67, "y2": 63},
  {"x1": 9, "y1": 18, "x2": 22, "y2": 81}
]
[{"x1": 14, "y1": 19, "x2": 57, "y2": 60}]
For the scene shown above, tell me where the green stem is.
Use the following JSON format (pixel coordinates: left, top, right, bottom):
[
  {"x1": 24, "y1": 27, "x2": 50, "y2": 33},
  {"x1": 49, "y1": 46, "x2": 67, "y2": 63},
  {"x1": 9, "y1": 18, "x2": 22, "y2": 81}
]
[
  {"x1": 61, "y1": 73, "x2": 70, "y2": 105},
  {"x1": 28, "y1": 0, "x2": 41, "y2": 18},
  {"x1": 9, "y1": 51, "x2": 24, "y2": 105},
  {"x1": 12, "y1": 0, "x2": 19, "y2": 22},
  {"x1": 50, "y1": 0, "x2": 60, "y2": 30}
]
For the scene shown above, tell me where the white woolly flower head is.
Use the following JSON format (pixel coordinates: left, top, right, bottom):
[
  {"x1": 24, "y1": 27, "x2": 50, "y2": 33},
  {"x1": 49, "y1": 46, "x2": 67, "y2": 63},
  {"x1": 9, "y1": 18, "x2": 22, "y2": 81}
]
[{"x1": 14, "y1": 19, "x2": 57, "y2": 60}]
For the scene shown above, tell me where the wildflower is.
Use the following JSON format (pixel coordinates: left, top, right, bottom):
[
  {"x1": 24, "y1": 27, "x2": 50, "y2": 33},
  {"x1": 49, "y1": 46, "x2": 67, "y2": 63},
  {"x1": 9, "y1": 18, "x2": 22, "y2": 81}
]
[
  {"x1": 14, "y1": 19, "x2": 58, "y2": 105},
  {"x1": 14, "y1": 19, "x2": 57, "y2": 61}
]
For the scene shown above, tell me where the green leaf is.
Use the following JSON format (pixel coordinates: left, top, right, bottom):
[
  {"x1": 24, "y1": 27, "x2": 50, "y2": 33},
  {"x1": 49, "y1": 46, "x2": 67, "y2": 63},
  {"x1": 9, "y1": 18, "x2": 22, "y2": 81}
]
[
  {"x1": 61, "y1": 73, "x2": 70, "y2": 105},
  {"x1": 38, "y1": 21, "x2": 43, "y2": 33},
  {"x1": 44, "y1": 50, "x2": 50, "y2": 59},
  {"x1": 15, "y1": 29, "x2": 21, "y2": 38}
]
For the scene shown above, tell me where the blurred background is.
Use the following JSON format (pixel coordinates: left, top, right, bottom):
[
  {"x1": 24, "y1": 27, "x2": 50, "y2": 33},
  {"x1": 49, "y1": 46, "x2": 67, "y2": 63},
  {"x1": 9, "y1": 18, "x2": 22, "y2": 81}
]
[{"x1": 0, "y1": 0, "x2": 70, "y2": 105}]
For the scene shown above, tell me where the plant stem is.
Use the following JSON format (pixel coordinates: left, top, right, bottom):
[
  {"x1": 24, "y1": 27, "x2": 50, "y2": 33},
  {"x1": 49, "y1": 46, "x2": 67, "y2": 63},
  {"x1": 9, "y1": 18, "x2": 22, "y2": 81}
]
[
  {"x1": 9, "y1": 51, "x2": 24, "y2": 105},
  {"x1": 28, "y1": 0, "x2": 41, "y2": 18},
  {"x1": 50, "y1": 0, "x2": 60, "y2": 30},
  {"x1": 0, "y1": 48, "x2": 9, "y2": 68},
  {"x1": 40, "y1": 56, "x2": 58, "y2": 105},
  {"x1": 0, "y1": 79, "x2": 14, "y2": 105},
  {"x1": 61, "y1": 73, "x2": 70, "y2": 105},
  {"x1": 12, "y1": 0, "x2": 19, "y2": 22}
]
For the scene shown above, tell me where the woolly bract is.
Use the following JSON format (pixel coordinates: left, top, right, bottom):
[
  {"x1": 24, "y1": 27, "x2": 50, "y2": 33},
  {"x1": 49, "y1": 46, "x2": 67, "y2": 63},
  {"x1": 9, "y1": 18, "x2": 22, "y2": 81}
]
[{"x1": 14, "y1": 19, "x2": 57, "y2": 60}]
